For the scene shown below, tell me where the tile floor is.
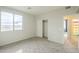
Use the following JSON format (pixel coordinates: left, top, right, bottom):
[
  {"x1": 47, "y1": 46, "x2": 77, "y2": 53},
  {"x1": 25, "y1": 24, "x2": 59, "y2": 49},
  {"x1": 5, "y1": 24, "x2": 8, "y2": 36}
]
[{"x1": 0, "y1": 37, "x2": 78, "y2": 53}]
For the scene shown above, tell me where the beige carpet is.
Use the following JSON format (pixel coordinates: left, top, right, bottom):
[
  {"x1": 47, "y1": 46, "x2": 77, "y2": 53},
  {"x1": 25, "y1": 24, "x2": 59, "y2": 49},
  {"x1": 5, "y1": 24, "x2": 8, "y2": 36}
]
[{"x1": 0, "y1": 37, "x2": 78, "y2": 53}]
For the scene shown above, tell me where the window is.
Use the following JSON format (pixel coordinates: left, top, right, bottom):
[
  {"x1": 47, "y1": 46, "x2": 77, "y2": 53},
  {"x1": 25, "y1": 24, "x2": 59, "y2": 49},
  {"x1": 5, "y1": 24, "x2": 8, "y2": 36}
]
[
  {"x1": 1, "y1": 12, "x2": 13, "y2": 31},
  {"x1": 0, "y1": 11, "x2": 23, "y2": 32},
  {"x1": 14, "y1": 15, "x2": 22, "y2": 30}
]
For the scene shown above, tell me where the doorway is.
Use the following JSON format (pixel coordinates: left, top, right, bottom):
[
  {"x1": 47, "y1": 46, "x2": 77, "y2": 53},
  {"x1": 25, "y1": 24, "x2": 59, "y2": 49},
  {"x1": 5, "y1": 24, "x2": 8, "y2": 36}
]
[
  {"x1": 64, "y1": 15, "x2": 79, "y2": 49},
  {"x1": 42, "y1": 20, "x2": 48, "y2": 38}
]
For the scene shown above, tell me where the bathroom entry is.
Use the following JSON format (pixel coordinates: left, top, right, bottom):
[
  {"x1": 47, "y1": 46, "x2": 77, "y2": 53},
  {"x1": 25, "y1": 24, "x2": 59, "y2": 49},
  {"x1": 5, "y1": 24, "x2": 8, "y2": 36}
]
[{"x1": 42, "y1": 20, "x2": 48, "y2": 38}]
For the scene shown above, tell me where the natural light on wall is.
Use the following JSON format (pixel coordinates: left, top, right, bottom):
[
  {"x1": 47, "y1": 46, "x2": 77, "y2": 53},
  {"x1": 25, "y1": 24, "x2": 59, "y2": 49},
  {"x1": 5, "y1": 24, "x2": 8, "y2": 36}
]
[{"x1": 0, "y1": 11, "x2": 23, "y2": 32}]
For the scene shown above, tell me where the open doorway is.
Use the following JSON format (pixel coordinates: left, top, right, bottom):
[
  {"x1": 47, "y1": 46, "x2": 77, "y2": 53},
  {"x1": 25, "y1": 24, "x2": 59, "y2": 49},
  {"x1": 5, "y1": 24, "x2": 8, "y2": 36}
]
[
  {"x1": 64, "y1": 15, "x2": 79, "y2": 50},
  {"x1": 42, "y1": 20, "x2": 48, "y2": 38},
  {"x1": 64, "y1": 19, "x2": 68, "y2": 39}
]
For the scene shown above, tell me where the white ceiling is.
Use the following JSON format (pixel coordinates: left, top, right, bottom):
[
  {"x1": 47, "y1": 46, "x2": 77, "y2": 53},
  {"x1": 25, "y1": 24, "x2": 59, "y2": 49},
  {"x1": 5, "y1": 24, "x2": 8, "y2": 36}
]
[{"x1": 8, "y1": 6, "x2": 62, "y2": 15}]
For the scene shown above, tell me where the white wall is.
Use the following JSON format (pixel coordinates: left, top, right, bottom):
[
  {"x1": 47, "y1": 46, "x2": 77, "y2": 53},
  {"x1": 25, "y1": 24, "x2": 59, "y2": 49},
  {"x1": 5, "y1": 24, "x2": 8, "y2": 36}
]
[
  {"x1": 36, "y1": 7, "x2": 78, "y2": 44},
  {"x1": 0, "y1": 7, "x2": 36, "y2": 46}
]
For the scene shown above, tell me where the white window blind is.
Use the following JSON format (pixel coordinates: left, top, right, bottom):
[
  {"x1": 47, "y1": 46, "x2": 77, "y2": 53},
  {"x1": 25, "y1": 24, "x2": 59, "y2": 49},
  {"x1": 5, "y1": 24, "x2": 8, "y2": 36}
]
[
  {"x1": 14, "y1": 15, "x2": 22, "y2": 30},
  {"x1": 1, "y1": 12, "x2": 13, "y2": 32},
  {"x1": 0, "y1": 11, "x2": 23, "y2": 32}
]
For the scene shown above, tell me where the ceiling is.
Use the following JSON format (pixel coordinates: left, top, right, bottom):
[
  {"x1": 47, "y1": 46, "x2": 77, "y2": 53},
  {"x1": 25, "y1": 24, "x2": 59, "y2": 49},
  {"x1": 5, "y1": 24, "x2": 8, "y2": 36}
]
[{"x1": 8, "y1": 6, "x2": 62, "y2": 15}]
